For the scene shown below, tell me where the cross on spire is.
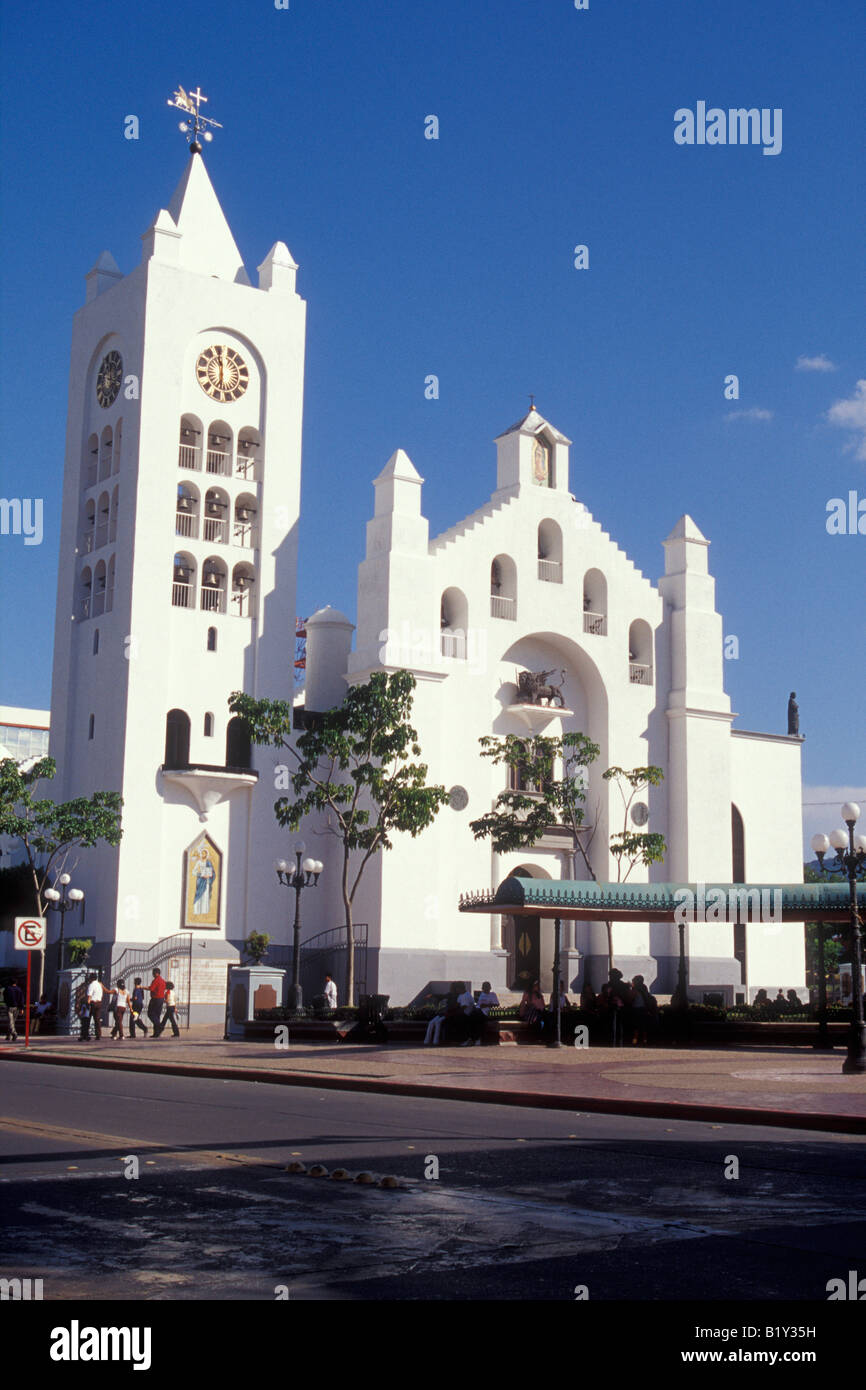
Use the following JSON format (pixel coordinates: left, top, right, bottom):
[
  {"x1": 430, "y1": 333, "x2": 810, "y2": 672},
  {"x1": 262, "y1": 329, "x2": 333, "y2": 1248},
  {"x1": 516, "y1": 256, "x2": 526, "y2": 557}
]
[{"x1": 167, "y1": 85, "x2": 223, "y2": 154}]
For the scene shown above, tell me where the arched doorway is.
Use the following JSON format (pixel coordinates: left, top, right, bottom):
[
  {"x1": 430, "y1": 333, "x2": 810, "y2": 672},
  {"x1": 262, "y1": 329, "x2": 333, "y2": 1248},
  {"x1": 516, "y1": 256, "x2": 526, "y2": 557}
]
[{"x1": 503, "y1": 865, "x2": 554, "y2": 992}]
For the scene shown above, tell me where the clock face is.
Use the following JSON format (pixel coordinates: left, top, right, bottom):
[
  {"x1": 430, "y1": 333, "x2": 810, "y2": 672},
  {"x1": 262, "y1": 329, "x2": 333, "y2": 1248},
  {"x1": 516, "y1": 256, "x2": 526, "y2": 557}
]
[
  {"x1": 196, "y1": 345, "x2": 249, "y2": 403},
  {"x1": 96, "y1": 350, "x2": 123, "y2": 408}
]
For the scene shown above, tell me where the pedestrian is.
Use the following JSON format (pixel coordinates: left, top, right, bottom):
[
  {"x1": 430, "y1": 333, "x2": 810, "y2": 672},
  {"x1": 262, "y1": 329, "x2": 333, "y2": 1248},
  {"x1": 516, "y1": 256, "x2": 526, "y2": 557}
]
[
  {"x1": 323, "y1": 975, "x2": 338, "y2": 1010},
  {"x1": 458, "y1": 982, "x2": 483, "y2": 1047},
  {"x1": 146, "y1": 968, "x2": 167, "y2": 1035},
  {"x1": 86, "y1": 974, "x2": 112, "y2": 1040},
  {"x1": 128, "y1": 977, "x2": 149, "y2": 1038},
  {"x1": 154, "y1": 981, "x2": 180, "y2": 1038},
  {"x1": 32, "y1": 994, "x2": 53, "y2": 1034},
  {"x1": 423, "y1": 983, "x2": 464, "y2": 1046},
  {"x1": 3, "y1": 978, "x2": 24, "y2": 1041},
  {"x1": 628, "y1": 974, "x2": 654, "y2": 1046},
  {"x1": 111, "y1": 980, "x2": 131, "y2": 1040},
  {"x1": 78, "y1": 995, "x2": 92, "y2": 1041}
]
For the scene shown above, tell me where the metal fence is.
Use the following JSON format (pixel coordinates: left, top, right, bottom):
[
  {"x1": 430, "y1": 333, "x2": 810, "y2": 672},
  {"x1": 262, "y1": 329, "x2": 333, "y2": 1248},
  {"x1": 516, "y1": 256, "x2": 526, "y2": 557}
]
[
  {"x1": 264, "y1": 924, "x2": 368, "y2": 1007},
  {"x1": 109, "y1": 933, "x2": 193, "y2": 1028}
]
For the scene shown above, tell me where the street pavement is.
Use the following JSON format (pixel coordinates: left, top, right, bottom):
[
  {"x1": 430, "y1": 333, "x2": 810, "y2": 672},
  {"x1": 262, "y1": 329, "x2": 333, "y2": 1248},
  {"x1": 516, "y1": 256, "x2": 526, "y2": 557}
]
[
  {"x1": 1, "y1": 1062, "x2": 864, "y2": 1302},
  {"x1": 2, "y1": 1025, "x2": 865, "y2": 1132}
]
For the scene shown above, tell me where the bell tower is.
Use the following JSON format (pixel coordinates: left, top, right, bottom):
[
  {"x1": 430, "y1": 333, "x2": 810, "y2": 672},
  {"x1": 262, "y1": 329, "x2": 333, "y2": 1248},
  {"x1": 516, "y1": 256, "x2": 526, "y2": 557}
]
[{"x1": 48, "y1": 93, "x2": 307, "y2": 1015}]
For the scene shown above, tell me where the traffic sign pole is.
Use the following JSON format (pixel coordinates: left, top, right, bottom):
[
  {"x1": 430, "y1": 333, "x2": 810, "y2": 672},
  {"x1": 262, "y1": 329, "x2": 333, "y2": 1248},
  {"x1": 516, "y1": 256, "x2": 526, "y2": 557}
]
[{"x1": 25, "y1": 952, "x2": 32, "y2": 1049}]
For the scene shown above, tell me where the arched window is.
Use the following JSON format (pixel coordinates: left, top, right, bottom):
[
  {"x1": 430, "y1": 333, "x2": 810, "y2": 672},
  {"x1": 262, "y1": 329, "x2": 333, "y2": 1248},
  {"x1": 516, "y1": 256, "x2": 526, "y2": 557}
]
[
  {"x1": 204, "y1": 712, "x2": 214, "y2": 737},
  {"x1": 106, "y1": 554, "x2": 116, "y2": 613},
  {"x1": 203, "y1": 487, "x2": 230, "y2": 544},
  {"x1": 82, "y1": 499, "x2": 96, "y2": 554},
  {"x1": 236, "y1": 426, "x2": 262, "y2": 482},
  {"x1": 179, "y1": 414, "x2": 202, "y2": 471},
  {"x1": 490, "y1": 554, "x2": 517, "y2": 620},
  {"x1": 85, "y1": 434, "x2": 99, "y2": 489},
  {"x1": 440, "y1": 587, "x2": 468, "y2": 659},
  {"x1": 225, "y1": 716, "x2": 252, "y2": 769},
  {"x1": 113, "y1": 418, "x2": 122, "y2": 475},
  {"x1": 231, "y1": 562, "x2": 256, "y2": 618},
  {"x1": 207, "y1": 626, "x2": 217, "y2": 652},
  {"x1": 96, "y1": 492, "x2": 110, "y2": 549},
  {"x1": 537, "y1": 519, "x2": 563, "y2": 583},
  {"x1": 93, "y1": 559, "x2": 107, "y2": 616},
  {"x1": 233, "y1": 493, "x2": 258, "y2": 548},
  {"x1": 164, "y1": 709, "x2": 191, "y2": 769},
  {"x1": 732, "y1": 804, "x2": 747, "y2": 986},
  {"x1": 176, "y1": 482, "x2": 200, "y2": 540},
  {"x1": 172, "y1": 552, "x2": 196, "y2": 609},
  {"x1": 201, "y1": 557, "x2": 227, "y2": 614},
  {"x1": 109, "y1": 485, "x2": 119, "y2": 543},
  {"x1": 583, "y1": 568, "x2": 607, "y2": 635},
  {"x1": 628, "y1": 619, "x2": 653, "y2": 685},
  {"x1": 206, "y1": 421, "x2": 233, "y2": 478},
  {"x1": 99, "y1": 426, "x2": 113, "y2": 482},
  {"x1": 80, "y1": 566, "x2": 93, "y2": 621}
]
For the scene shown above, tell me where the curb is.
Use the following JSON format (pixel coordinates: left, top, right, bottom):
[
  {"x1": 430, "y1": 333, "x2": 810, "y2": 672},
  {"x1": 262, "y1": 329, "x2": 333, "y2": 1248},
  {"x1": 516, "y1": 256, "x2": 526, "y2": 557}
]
[{"x1": 2, "y1": 1048, "x2": 864, "y2": 1134}]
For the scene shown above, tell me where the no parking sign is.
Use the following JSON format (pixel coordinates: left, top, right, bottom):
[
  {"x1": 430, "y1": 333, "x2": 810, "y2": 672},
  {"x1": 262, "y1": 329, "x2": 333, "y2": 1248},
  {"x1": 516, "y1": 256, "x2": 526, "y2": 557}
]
[
  {"x1": 14, "y1": 917, "x2": 46, "y2": 951},
  {"x1": 13, "y1": 918, "x2": 46, "y2": 1050}
]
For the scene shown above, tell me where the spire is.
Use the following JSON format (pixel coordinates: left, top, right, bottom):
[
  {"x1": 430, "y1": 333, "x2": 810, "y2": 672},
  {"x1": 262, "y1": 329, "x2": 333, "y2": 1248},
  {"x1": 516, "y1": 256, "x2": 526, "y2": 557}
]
[{"x1": 143, "y1": 153, "x2": 249, "y2": 284}]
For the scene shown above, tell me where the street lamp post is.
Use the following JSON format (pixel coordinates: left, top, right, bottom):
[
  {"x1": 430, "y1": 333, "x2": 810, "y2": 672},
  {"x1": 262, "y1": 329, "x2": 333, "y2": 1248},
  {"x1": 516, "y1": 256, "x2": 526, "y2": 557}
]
[
  {"x1": 811, "y1": 802, "x2": 866, "y2": 1074},
  {"x1": 548, "y1": 916, "x2": 563, "y2": 1048},
  {"x1": 275, "y1": 842, "x2": 323, "y2": 1012},
  {"x1": 43, "y1": 874, "x2": 85, "y2": 989}
]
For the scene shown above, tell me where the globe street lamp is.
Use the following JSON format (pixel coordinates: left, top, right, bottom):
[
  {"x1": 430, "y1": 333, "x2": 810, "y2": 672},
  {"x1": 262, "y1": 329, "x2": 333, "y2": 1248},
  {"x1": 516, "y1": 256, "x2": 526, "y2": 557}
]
[
  {"x1": 275, "y1": 841, "x2": 323, "y2": 1012},
  {"x1": 43, "y1": 874, "x2": 85, "y2": 981},
  {"x1": 811, "y1": 802, "x2": 866, "y2": 1074}
]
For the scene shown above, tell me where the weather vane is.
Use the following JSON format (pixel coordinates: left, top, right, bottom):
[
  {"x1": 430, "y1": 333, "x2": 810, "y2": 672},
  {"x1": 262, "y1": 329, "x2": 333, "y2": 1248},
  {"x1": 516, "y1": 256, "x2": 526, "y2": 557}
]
[{"x1": 167, "y1": 86, "x2": 223, "y2": 154}]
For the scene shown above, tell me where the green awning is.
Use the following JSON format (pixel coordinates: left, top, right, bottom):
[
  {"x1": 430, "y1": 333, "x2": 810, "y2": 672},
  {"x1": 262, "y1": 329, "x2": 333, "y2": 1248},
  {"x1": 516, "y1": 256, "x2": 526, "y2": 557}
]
[{"x1": 458, "y1": 877, "x2": 854, "y2": 923}]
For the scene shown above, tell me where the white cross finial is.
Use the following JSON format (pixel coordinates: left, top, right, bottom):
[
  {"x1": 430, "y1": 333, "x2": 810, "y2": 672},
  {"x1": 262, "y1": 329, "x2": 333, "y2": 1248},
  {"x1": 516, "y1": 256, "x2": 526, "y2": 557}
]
[{"x1": 189, "y1": 87, "x2": 207, "y2": 110}]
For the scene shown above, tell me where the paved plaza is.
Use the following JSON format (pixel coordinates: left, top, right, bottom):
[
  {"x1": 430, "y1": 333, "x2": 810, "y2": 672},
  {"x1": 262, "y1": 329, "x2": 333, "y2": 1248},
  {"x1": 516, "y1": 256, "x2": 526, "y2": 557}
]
[{"x1": 3, "y1": 1027, "x2": 864, "y2": 1132}]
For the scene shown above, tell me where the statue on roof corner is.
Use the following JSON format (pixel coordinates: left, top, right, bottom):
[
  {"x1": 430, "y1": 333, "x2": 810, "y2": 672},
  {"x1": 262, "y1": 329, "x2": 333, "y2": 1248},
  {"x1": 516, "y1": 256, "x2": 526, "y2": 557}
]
[{"x1": 787, "y1": 691, "x2": 799, "y2": 736}]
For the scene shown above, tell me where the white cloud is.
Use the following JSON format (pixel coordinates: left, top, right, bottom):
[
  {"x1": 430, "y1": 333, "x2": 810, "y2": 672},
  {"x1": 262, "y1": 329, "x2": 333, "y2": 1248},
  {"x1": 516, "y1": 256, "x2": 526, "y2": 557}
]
[
  {"x1": 795, "y1": 353, "x2": 837, "y2": 372},
  {"x1": 724, "y1": 407, "x2": 774, "y2": 422},
  {"x1": 827, "y1": 379, "x2": 866, "y2": 461}
]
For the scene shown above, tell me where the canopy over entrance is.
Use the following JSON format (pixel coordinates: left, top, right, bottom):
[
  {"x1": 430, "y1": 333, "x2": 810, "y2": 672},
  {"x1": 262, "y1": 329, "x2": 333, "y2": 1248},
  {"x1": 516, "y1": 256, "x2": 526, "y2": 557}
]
[{"x1": 459, "y1": 877, "x2": 853, "y2": 923}]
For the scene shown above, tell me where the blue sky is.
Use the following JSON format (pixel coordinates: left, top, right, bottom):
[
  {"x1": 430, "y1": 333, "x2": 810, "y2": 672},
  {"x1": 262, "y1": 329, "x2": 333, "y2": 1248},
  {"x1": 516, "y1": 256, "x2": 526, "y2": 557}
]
[{"x1": 1, "y1": 0, "x2": 864, "y2": 837}]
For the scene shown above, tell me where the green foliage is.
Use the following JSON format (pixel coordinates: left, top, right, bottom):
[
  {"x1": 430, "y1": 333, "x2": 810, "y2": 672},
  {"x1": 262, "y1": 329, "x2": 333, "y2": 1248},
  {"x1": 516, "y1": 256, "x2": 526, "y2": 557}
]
[
  {"x1": 470, "y1": 731, "x2": 600, "y2": 853},
  {"x1": 229, "y1": 671, "x2": 448, "y2": 1000},
  {"x1": 244, "y1": 931, "x2": 271, "y2": 963},
  {"x1": 0, "y1": 758, "x2": 122, "y2": 911},
  {"x1": 66, "y1": 939, "x2": 93, "y2": 966}
]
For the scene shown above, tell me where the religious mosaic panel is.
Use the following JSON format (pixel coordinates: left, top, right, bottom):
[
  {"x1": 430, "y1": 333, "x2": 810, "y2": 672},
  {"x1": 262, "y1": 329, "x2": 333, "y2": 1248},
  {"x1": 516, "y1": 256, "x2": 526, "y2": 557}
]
[{"x1": 183, "y1": 833, "x2": 222, "y2": 929}]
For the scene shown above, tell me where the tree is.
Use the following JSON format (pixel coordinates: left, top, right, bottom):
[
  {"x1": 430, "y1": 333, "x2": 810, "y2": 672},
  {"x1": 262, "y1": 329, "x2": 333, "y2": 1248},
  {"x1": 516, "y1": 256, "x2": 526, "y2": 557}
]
[
  {"x1": 229, "y1": 670, "x2": 448, "y2": 1003},
  {"x1": 0, "y1": 757, "x2": 123, "y2": 933},
  {"x1": 802, "y1": 862, "x2": 860, "y2": 998},
  {"x1": 469, "y1": 734, "x2": 665, "y2": 972}
]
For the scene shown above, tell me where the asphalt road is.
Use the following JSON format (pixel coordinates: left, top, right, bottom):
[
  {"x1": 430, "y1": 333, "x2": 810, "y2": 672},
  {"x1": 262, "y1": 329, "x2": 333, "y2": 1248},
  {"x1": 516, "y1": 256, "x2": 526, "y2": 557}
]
[{"x1": 1, "y1": 1063, "x2": 864, "y2": 1301}]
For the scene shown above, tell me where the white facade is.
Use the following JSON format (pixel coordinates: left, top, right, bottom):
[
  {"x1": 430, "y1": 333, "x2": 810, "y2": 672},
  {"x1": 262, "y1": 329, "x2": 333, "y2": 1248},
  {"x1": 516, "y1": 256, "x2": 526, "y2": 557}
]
[
  {"x1": 300, "y1": 410, "x2": 807, "y2": 1004},
  {"x1": 47, "y1": 152, "x2": 306, "y2": 1014}
]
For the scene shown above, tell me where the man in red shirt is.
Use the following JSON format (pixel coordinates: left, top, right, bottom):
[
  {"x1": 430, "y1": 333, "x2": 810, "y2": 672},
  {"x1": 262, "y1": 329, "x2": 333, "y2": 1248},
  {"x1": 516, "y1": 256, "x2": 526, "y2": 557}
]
[{"x1": 146, "y1": 969, "x2": 167, "y2": 1035}]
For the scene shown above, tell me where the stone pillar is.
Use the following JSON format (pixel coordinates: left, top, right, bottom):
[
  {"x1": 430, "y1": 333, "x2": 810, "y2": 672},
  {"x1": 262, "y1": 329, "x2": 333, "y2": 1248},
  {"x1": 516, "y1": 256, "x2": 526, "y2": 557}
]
[{"x1": 226, "y1": 965, "x2": 286, "y2": 1039}]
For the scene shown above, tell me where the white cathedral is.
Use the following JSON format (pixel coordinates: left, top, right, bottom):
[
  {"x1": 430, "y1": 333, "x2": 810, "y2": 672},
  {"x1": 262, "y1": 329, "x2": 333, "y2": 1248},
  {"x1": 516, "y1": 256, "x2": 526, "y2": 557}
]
[{"x1": 45, "y1": 143, "x2": 806, "y2": 1017}]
